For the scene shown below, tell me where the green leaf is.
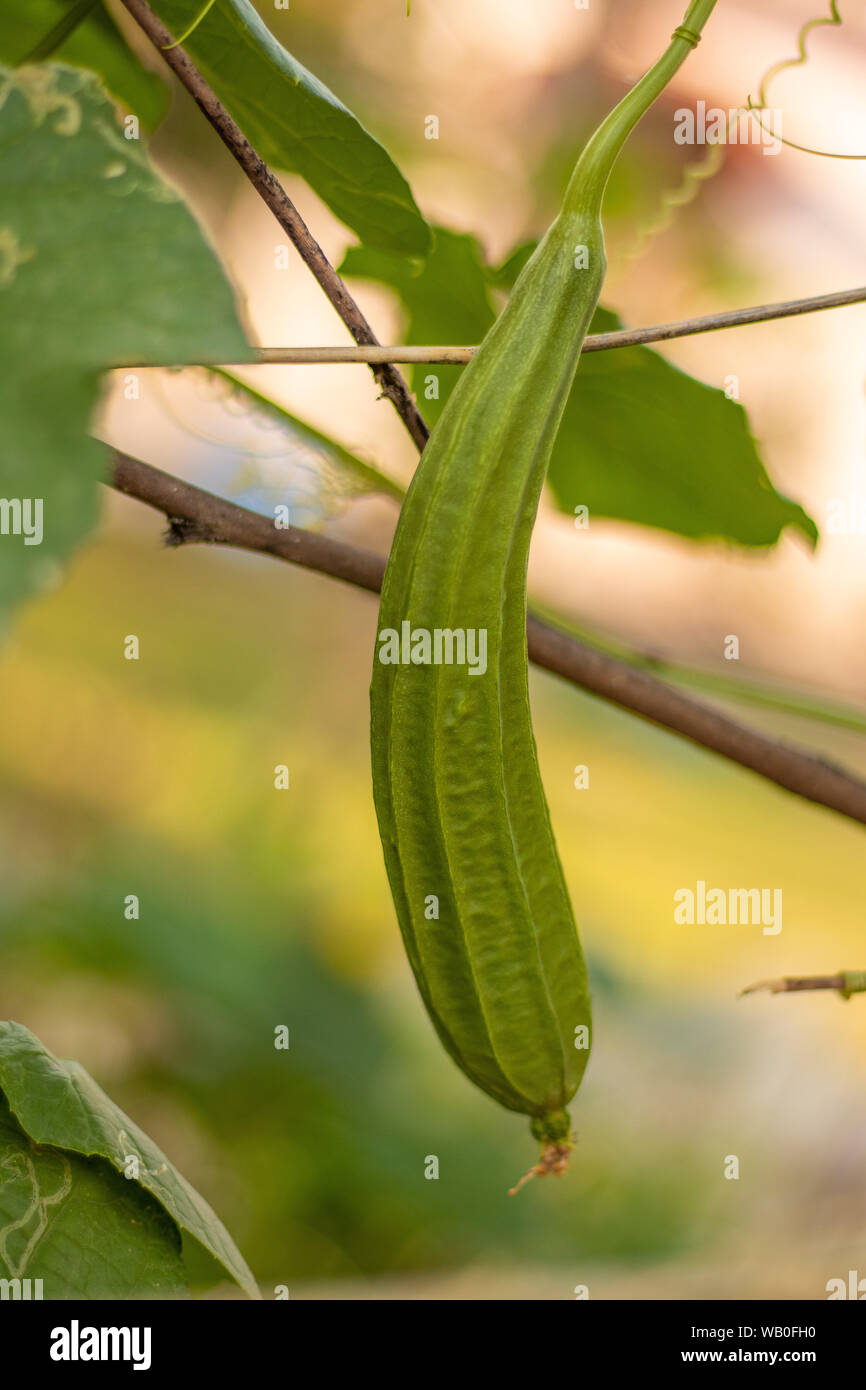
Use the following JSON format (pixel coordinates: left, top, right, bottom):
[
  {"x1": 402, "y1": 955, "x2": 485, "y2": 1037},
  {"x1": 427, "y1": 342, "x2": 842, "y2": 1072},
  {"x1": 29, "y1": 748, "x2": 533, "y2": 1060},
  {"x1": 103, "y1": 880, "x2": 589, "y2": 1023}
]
[
  {"x1": 341, "y1": 231, "x2": 818, "y2": 548},
  {"x1": 0, "y1": 1091, "x2": 187, "y2": 1299},
  {"x1": 0, "y1": 62, "x2": 248, "y2": 637},
  {"x1": 0, "y1": 1021, "x2": 260, "y2": 1299},
  {"x1": 153, "y1": 0, "x2": 431, "y2": 255},
  {"x1": 552, "y1": 306, "x2": 819, "y2": 548},
  {"x1": 340, "y1": 227, "x2": 496, "y2": 425},
  {"x1": 0, "y1": 1, "x2": 168, "y2": 128}
]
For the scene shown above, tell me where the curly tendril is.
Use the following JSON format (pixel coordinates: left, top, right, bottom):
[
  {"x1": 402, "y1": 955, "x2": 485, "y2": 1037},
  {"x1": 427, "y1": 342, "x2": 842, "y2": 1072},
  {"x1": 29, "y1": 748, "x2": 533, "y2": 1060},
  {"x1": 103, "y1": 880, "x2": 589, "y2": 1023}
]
[
  {"x1": 747, "y1": 0, "x2": 866, "y2": 160},
  {"x1": 624, "y1": 136, "x2": 725, "y2": 264},
  {"x1": 626, "y1": 3, "x2": 862, "y2": 263}
]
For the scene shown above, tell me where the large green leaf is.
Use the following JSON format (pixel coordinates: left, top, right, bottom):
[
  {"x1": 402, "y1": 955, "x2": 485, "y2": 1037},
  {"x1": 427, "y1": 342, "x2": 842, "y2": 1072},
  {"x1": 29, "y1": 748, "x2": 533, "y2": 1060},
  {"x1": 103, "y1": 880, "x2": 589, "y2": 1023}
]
[
  {"x1": 552, "y1": 306, "x2": 818, "y2": 548},
  {"x1": 153, "y1": 0, "x2": 431, "y2": 255},
  {"x1": 340, "y1": 233, "x2": 818, "y2": 548},
  {"x1": 0, "y1": 0, "x2": 168, "y2": 128},
  {"x1": 0, "y1": 1021, "x2": 260, "y2": 1299},
  {"x1": 0, "y1": 62, "x2": 248, "y2": 636},
  {"x1": 0, "y1": 1092, "x2": 188, "y2": 1300}
]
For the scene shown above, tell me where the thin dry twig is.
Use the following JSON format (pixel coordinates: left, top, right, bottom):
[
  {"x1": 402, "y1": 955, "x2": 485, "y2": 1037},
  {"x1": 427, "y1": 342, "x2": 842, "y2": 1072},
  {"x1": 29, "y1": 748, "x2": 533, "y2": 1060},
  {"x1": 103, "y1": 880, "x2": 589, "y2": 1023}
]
[
  {"x1": 740, "y1": 971, "x2": 866, "y2": 997},
  {"x1": 244, "y1": 285, "x2": 866, "y2": 364},
  {"x1": 110, "y1": 449, "x2": 866, "y2": 830},
  {"x1": 740, "y1": 975, "x2": 847, "y2": 995}
]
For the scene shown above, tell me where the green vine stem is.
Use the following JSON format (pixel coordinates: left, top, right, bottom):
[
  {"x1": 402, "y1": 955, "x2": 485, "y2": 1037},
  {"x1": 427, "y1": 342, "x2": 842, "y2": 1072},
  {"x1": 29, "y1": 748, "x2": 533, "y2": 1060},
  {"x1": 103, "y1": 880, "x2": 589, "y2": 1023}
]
[{"x1": 566, "y1": 0, "x2": 719, "y2": 214}]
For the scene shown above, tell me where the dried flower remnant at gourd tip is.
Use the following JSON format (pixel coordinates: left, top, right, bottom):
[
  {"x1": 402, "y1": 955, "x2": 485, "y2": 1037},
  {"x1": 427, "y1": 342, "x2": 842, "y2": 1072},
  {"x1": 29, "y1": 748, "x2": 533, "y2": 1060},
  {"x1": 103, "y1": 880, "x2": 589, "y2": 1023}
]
[{"x1": 370, "y1": 1, "x2": 718, "y2": 1191}]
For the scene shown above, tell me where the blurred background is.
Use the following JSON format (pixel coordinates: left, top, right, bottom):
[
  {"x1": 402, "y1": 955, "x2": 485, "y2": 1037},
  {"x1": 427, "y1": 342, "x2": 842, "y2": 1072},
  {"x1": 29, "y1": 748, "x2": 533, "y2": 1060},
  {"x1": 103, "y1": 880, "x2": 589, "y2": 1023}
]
[{"x1": 2, "y1": 0, "x2": 866, "y2": 1297}]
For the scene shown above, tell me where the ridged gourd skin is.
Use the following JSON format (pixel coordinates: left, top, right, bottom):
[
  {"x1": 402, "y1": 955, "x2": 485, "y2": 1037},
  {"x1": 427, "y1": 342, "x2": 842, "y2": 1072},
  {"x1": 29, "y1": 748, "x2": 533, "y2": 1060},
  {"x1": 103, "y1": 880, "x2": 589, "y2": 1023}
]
[
  {"x1": 370, "y1": 2, "x2": 717, "y2": 1146},
  {"x1": 371, "y1": 214, "x2": 601, "y2": 1127}
]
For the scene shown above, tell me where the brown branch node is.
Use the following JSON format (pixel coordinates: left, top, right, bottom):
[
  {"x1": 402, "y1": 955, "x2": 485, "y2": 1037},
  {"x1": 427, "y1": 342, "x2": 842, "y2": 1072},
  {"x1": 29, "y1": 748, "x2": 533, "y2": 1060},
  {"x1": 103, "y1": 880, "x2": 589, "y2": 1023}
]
[{"x1": 164, "y1": 515, "x2": 210, "y2": 547}]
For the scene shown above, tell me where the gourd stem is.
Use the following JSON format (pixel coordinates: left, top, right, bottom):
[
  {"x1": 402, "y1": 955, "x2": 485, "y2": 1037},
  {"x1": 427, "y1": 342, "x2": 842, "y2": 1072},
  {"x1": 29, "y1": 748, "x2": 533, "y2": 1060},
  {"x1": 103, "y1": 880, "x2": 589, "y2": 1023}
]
[
  {"x1": 508, "y1": 1143, "x2": 573, "y2": 1196},
  {"x1": 565, "y1": 0, "x2": 719, "y2": 215}
]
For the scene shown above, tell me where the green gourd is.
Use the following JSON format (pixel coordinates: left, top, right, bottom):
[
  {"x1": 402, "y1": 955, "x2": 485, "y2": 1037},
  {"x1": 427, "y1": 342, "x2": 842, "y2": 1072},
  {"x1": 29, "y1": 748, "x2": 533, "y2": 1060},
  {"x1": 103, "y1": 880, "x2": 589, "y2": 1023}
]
[{"x1": 371, "y1": 1, "x2": 718, "y2": 1184}]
